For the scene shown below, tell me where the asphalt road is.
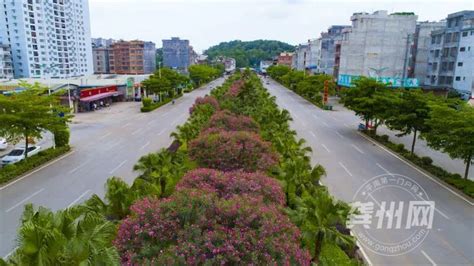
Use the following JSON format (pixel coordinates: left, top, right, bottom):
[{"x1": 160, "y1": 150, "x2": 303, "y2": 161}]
[
  {"x1": 0, "y1": 77, "x2": 225, "y2": 258},
  {"x1": 263, "y1": 78, "x2": 474, "y2": 266}
]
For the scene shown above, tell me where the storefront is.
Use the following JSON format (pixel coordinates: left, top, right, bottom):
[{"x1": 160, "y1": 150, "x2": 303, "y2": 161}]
[{"x1": 78, "y1": 85, "x2": 124, "y2": 112}]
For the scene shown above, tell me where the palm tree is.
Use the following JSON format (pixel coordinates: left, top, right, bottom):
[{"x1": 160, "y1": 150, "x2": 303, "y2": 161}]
[
  {"x1": 287, "y1": 189, "x2": 355, "y2": 262},
  {"x1": 7, "y1": 204, "x2": 119, "y2": 265}
]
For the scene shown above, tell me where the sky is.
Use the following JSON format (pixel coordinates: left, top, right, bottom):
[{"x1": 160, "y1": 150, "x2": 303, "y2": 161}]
[{"x1": 89, "y1": 0, "x2": 473, "y2": 53}]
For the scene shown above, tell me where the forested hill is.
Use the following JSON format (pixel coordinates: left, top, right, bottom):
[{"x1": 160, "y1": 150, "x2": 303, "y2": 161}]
[{"x1": 204, "y1": 40, "x2": 295, "y2": 68}]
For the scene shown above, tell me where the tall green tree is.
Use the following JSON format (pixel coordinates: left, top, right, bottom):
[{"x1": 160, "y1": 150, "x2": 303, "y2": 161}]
[
  {"x1": 385, "y1": 89, "x2": 435, "y2": 154},
  {"x1": 188, "y1": 64, "x2": 221, "y2": 86},
  {"x1": 0, "y1": 82, "x2": 71, "y2": 157},
  {"x1": 424, "y1": 104, "x2": 474, "y2": 179}
]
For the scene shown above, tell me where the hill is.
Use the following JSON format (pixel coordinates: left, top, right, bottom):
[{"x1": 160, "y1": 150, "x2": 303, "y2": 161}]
[{"x1": 204, "y1": 40, "x2": 295, "y2": 68}]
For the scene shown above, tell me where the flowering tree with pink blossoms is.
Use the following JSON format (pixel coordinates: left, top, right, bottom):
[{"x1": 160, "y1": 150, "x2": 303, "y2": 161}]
[
  {"x1": 203, "y1": 110, "x2": 259, "y2": 133},
  {"x1": 189, "y1": 95, "x2": 220, "y2": 114}
]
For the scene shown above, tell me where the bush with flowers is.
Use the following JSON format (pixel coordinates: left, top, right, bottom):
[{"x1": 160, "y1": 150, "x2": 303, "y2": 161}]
[
  {"x1": 204, "y1": 110, "x2": 259, "y2": 133},
  {"x1": 189, "y1": 95, "x2": 220, "y2": 114},
  {"x1": 114, "y1": 190, "x2": 311, "y2": 265}
]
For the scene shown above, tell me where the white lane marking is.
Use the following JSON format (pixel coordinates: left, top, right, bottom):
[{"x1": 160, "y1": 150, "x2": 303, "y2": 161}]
[
  {"x1": 312, "y1": 114, "x2": 319, "y2": 120},
  {"x1": 121, "y1": 122, "x2": 131, "y2": 128},
  {"x1": 0, "y1": 150, "x2": 74, "y2": 190},
  {"x1": 68, "y1": 160, "x2": 90, "y2": 174},
  {"x1": 147, "y1": 120, "x2": 154, "y2": 126},
  {"x1": 67, "y1": 189, "x2": 91, "y2": 208},
  {"x1": 157, "y1": 129, "x2": 166, "y2": 136},
  {"x1": 376, "y1": 162, "x2": 451, "y2": 220},
  {"x1": 421, "y1": 250, "x2": 437, "y2": 266},
  {"x1": 338, "y1": 162, "x2": 353, "y2": 177},
  {"x1": 108, "y1": 140, "x2": 122, "y2": 150},
  {"x1": 140, "y1": 141, "x2": 150, "y2": 150},
  {"x1": 99, "y1": 132, "x2": 111, "y2": 140},
  {"x1": 171, "y1": 114, "x2": 186, "y2": 126},
  {"x1": 3, "y1": 247, "x2": 18, "y2": 260},
  {"x1": 293, "y1": 113, "x2": 306, "y2": 127},
  {"x1": 344, "y1": 123, "x2": 350, "y2": 128},
  {"x1": 322, "y1": 121, "x2": 329, "y2": 127},
  {"x1": 351, "y1": 144, "x2": 365, "y2": 154},
  {"x1": 109, "y1": 160, "x2": 127, "y2": 174},
  {"x1": 321, "y1": 144, "x2": 331, "y2": 153},
  {"x1": 6, "y1": 188, "x2": 45, "y2": 212},
  {"x1": 350, "y1": 231, "x2": 373, "y2": 266},
  {"x1": 335, "y1": 131, "x2": 345, "y2": 139},
  {"x1": 358, "y1": 132, "x2": 474, "y2": 206},
  {"x1": 330, "y1": 116, "x2": 339, "y2": 121},
  {"x1": 310, "y1": 131, "x2": 316, "y2": 138},
  {"x1": 131, "y1": 129, "x2": 141, "y2": 136}
]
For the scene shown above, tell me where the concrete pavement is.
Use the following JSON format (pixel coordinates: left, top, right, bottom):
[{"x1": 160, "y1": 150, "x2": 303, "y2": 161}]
[
  {"x1": 263, "y1": 78, "x2": 474, "y2": 265},
  {"x1": 0, "y1": 77, "x2": 226, "y2": 258}
]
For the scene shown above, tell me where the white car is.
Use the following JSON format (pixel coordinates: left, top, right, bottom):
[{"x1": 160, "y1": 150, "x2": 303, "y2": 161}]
[
  {"x1": 1, "y1": 146, "x2": 41, "y2": 165},
  {"x1": 0, "y1": 138, "x2": 7, "y2": 150}
]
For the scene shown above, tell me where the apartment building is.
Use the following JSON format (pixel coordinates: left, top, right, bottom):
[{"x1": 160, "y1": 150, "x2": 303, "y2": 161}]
[
  {"x1": 92, "y1": 46, "x2": 111, "y2": 74},
  {"x1": 293, "y1": 43, "x2": 309, "y2": 70},
  {"x1": 162, "y1": 37, "x2": 194, "y2": 70},
  {"x1": 108, "y1": 40, "x2": 156, "y2": 75},
  {"x1": 318, "y1": 25, "x2": 351, "y2": 76},
  {"x1": 425, "y1": 11, "x2": 474, "y2": 94},
  {"x1": 277, "y1": 52, "x2": 293, "y2": 67},
  {"x1": 339, "y1": 11, "x2": 418, "y2": 79},
  {"x1": 0, "y1": 0, "x2": 93, "y2": 78}
]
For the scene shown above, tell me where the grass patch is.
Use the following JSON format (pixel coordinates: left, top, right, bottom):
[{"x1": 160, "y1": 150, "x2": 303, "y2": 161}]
[{"x1": 0, "y1": 146, "x2": 71, "y2": 185}]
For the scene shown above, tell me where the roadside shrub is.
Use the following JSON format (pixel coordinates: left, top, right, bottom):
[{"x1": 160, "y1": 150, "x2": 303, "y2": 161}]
[
  {"x1": 53, "y1": 128, "x2": 70, "y2": 147},
  {"x1": 380, "y1": 134, "x2": 390, "y2": 143},
  {"x1": 203, "y1": 110, "x2": 259, "y2": 133},
  {"x1": 0, "y1": 146, "x2": 70, "y2": 185},
  {"x1": 319, "y1": 241, "x2": 358, "y2": 266},
  {"x1": 189, "y1": 130, "x2": 278, "y2": 172},
  {"x1": 421, "y1": 156, "x2": 433, "y2": 166},
  {"x1": 176, "y1": 168, "x2": 285, "y2": 205},
  {"x1": 189, "y1": 95, "x2": 220, "y2": 114},
  {"x1": 142, "y1": 97, "x2": 152, "y2": 108},
  {"x1": 394, "y1": 143, "x2": 405, "y2": 153},
  {"x1": 114, "y1": 190, "x2": 311, "y2": 265}
]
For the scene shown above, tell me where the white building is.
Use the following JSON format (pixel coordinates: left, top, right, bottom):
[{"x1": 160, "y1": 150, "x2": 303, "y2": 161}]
[
  {"x1": 307, "y1": 39, "x2": 320, "y2": 73},
  {"x1": 339, "y1": 11, "x2": 418, "y2": 79},
  {"x1": 0, "y1": 0, "x2": 93, "y2": 79},
  {"x1": 293, "y1": 43, "x2": 309, "y2": 71},
  {"x1": 453, "y1": 12, "x2": 474, "y2": 95},
  {"x1": 0, "y1": 43, "x2": 13, "y2": 79}
]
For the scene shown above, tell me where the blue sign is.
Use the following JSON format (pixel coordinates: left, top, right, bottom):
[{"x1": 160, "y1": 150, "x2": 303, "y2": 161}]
[{"x1": 338, "y1": 74, "x2": 419, "y2": 88}]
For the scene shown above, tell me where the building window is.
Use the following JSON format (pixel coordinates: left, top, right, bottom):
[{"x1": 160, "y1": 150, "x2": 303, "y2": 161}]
[
  {"x1": 446, "y1": 76, "x2": 453, "y2": 85},
  {"x1": 463, "y1": 31, "x2": 468, "y2": 37},
  {"x1": 458, "y1": 62, "x2": 463, "y2": 67},
  {"x1": 434, "y1": 50, "x2": 440, "y2": 58},
  {"x1": 455, "y1": 76, "x2": 461, "y2": 81},
  {"x1": 448, "y1": 62, "x2": 454, "y2": 71},
  {"x1": 460, "y1": 47, "x2": 466, "y2": 52}
]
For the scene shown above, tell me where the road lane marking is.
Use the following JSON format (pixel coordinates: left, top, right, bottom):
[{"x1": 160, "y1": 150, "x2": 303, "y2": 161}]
[
  {"x1": 351, "y1": 144, "x2": 364, "y2": 154},
  {"x1": 140, "y1": 141, "x2": 150, "y2": 150},
  {"x1": 99, "y1": 132, "x2": 111, "y2": 140},
  {"x1": 322, "y1": 121, "x2": 329, "y2": 127},
  {"x1": 0, "y1": 150, "x2": 75, "y2": 190},
  {"x1": 312, "y1": 114, "x2": 319, "y2": 120},
  {"x1": 330, "y1": 116, "x2": 339, "y2": 122},
  {"x1": 344, "y1": 123, "x2": 350, "y2": 128},
  {"x1": 358, "y1": 132, "x2": 473, "y2": 206},
  {"x1": 109, "y1": 160, "x2": 127, "y2": 174},
  {"x1": 171, "y1": 114, "x2": 186, "y2": 126},
  {"x1": 376, "y1": 162, "x2": 451, "y2": 220},
  {"x1": 338, "y1": 162, "x2": 353, "y2": 177},
  {"x1": 421, "y1": 250, "x2": 437, "y2": 266},
  {"x1": 335, "y1": 131, "x2": 345, "y2": 139},
  {"x1": 6, "y1": 188, "x2": 45, "y2": 212},
  {"x1": 321, "y1": 144, "x2": 331, "y2": 153},
  {"x1": 67, "y1": 189, "x2": 91, "y2": 208},
  {"x1": 310, "y1": 131, "x2": 316, "y2": 138},
  {"x1": 68, "y1": 160, "x2": 90, "y2": 174},
  {"x1": 131, "y1": 129, "x2": 141, "y2": 136},
  {"x1": 147, "y1": 120, "x2": 154, "y2": 126},
  {"x1": 157, "y1": 129, "x2": 166, "y2": 136},
  {"x1": 121, "y1": 122, "x2": 131, "y2": 128},
  {"x1": 3, "y1": 247, "x2": 18, "y2": 260}
]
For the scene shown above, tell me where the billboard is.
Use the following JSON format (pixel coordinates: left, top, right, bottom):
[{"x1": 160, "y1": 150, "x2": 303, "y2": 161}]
[{"x1": 338, "y1": 74, "x2": 419, "y2": 88}]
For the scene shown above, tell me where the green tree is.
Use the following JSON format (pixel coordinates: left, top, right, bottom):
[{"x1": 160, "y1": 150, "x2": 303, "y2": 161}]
[
  {"x1": 188, "y1": 64, "x2": 221, "y2": 86},
  {"x1": 424, "y1": 104, "x2": 474, "y2": 179},
  {"x1": 0, "y1": 82, "x2": 71, "y2": 157},
  {"x1": 6, "y1": 204, "x2": 118, "y2": 265}
]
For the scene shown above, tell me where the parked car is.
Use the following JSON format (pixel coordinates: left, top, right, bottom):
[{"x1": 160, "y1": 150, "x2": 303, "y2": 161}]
[
  {"x1": 1, "y1": 146, "x2": 41, "y2": 165},
  {"x1": 0, "y1": 138, "x2": 7, "y2": 150}
]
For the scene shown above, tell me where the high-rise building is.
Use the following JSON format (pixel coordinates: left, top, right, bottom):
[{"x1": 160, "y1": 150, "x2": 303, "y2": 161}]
[
  {"x1": 108, "y1": 40, "x2": 156, "y2": 75},
  {"x1": 0, "y1": 43, "x2": 13, "y2": 79},
  {"x1": 92, "y1": 46, "x2": 111, "y2": 74},
  {"x1": 339, "y1": 11, "x2": 418, "y2": 79},
  {"x1": 318, "y1": 25, "x2": 351, "y2": 76},
  {"x1": 92, "y1": 37, "x2": 115, "y2": 48},
  {"x1": 293, "y1": 43, "x2": 309, "y2": 70},
  {"x1": 162, "y1": 37, "x2": 193, "y2": 70},
  {"x1": 408, "y1": 21, "x2": 446, "y2": 83},
  {"x1": 0, "y1": 0, "x2": 93, "y2": 79},
  {"x1": 425, "y1": 11, "x2": 474, "y2": 94}
]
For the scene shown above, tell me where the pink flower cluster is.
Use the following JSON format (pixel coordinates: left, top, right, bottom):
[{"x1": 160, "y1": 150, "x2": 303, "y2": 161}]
[
  {"x1": 114, "y1": 190, "x2": 311, "y2": 265},
  {"x1": 176, "y1": 168, "x2": 285, "y2": 205},
  {"x1": 188, "y1": 130, "x2": 278, "y2": 172},
  {"x1": 203, "y1": 110, "x2": 259, "y2": 133},
  {"x1": 189, "y1": 95, "x2": 220, "y2": 114},
  {"x1": 225, "y1": 80, "x2": 245, "y2": 97}
]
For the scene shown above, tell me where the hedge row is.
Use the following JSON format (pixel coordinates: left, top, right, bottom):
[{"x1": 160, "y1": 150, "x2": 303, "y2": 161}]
[
  {"x1": 140, "y1": 94, "x2": 183, "y2": 112},
  {"x1": 368, "y1": 132, "x2": 474, "y2": 198},
  {"x1": 0, "y1": 146, "x2": 71, "y2": 185}
]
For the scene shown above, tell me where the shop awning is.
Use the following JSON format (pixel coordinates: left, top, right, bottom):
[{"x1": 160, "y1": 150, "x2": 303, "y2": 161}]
[{"x1": 80, "y1": 91, "x2": 123, "y2": 102}]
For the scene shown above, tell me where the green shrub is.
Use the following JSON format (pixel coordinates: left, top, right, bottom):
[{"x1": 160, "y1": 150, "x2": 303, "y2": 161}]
[
  {"x1": 53, "y1": 128, "x2": 70, "y2": 147},
  {"x1": 395, "y1": 143, "x2": 405, "y2": 152},
  {"x1": 380, "y1": 134, "x2": 390, "y2": 143},
  {"x1": 0, "y1": 146, "x2": 71, "y2": 185},
  {"x1": 421, "y1": 156, "x2": 433, "y2": 166},
  {"x1": 319, "y1": 242, "x2": 359, "y2": 266},
  {"x1": 142, "y1": 97, "x2": 152, "y2": 108}
]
